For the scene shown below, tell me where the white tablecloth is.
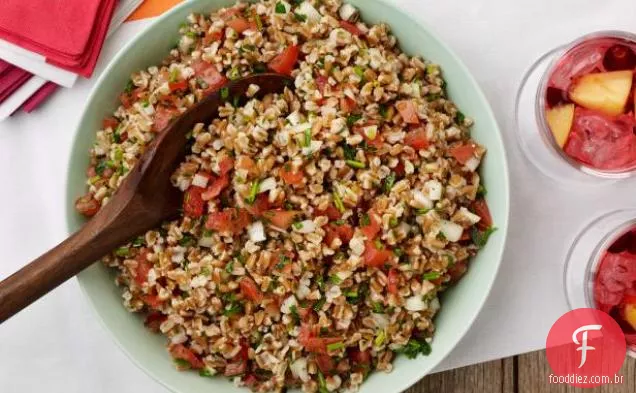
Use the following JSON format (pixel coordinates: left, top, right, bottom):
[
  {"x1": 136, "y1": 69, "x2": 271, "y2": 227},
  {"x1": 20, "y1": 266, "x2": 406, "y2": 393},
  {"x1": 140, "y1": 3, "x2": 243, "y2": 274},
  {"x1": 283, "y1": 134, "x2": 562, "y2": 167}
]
[{"x1": 2, "y1": 1, "x2": 636, "y2": 392}]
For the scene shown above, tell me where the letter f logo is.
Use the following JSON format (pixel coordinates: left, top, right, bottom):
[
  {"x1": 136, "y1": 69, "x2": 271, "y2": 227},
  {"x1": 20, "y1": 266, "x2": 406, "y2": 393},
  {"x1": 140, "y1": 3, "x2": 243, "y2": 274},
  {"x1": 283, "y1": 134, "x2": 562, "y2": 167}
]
[{"x1": 572, "y1": 324, "x2": 602, "y2": 368}]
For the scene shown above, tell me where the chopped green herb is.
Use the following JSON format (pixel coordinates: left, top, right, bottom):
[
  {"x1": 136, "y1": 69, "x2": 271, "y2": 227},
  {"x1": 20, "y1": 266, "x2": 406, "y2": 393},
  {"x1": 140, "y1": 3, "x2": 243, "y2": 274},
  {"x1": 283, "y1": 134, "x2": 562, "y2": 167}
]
[
  {"x1": 379, "y1": 104, "x2": 389, "y2": 118},
  {"x1": 360, "y1": 214, "x2": 371, "y2": 226},
  {"x1": 304, "y1": 128, "x2": 312, "y2": 147},
  {"x1": 225, "y1": 260, "x2": 234, "y2": 274},
  {"x1": 437, "y1": 232, "x2": 447, "y2": 241},
  {"x1": 179, "y1": 234, "x2": 196, "y2": 247},
  {"x1": 284, "y1": 201, "x2": 294, "y2": 210},
  {"x1": 233, "y1": 95, "x2": 240, "y2": 107},
  {"x1": 132, "y1": 236, "x2": 145, "y2": 247},
  {"x1": 345, "y1": 160, "x2": 365, "y2": 169},
  {"x1": 415, "y1": 208, "x2": 431, "y2": 215},
  {"x1": 114, "y1": 148, "x2": 123, "y2": 161},
  {"x1": 223, "y1": 302, "x2": 243, "y2": 317},
  {"x1": 353, "y1": 65, "x2": 365, "y2": 78},
  {"x1": 334, "y1": 219, "x2": 345, "y2": 226},
  {"x1": 426, "y1": 93, "x2": 441, "y2": 102},
  {"x1": 373, "y1": 239, "x2": 384, "y2": 250},
  {"x1": 318, "y1": 371, "x2": 329, "y2": 393},
  {"x1": 275, "y1": 2, "x2": 287, "y2": 13},
  {"x1": 346, "y1": 113, "x2": 362, "y2": 127},
  {"x1": 329, "y1": 274, "x2": 342, "y2": 285},
  {"x1": 383, "y1": 172, "x2": 396, "y2": 194},
  {"x1": 444, "y1": 254, "x2": 455, "y2": 266},
  {"x1": 471, "y1": 226, "x2": 497, "y2": 248},
  {"x1": 229, "y1": 67, "x2": 241, "y2": 80},
  {"x1": 332, "y1": 192, "x2": 345, "y2": 213},
  {"x1": 294, "y1": 12, "x2": 307, "y2": 22},
  {"x1": 220, "y1": 87, "x2": 229, "y2": 100},
  {"x1": 292, "y1": 221, "x2": 304, "y2": 230},
  {"x1": 202, "y1": 229, "x2": 214, "y2": 237},
  {"x1": 455, "y1": 111, "x2": 465, "y2": 124},
  {"x1": 95, "y1": 160, "x2": 114, "y2": 175},
  {"x1": 124, "y1": 80, "x2": 134, "y2": 93},
  {"x1": 114, "y1": 247, "x2": 130, "y2": 257},
  {"x1": 342, "y1": 143, "x2": 356, "y2": 161},
  {"x1": 400, "y1": 338, "x2": 432, "y2": 359},
  {"x1": 174, "y1": 358, "x2": 192, "y2": 369},
  {"x1": 88, "y1": 175, "x2": 101, "y2": 184},
  {"x1": 374, "y1": 330, "x2": 386, "y2": 347},
  {"x1": 326, "y1": 342, "x2": 344, "y2": 352},
  {"x1": 371, "y1": 302, "x2": 385, "y2": 314},
  {"x1": 425, "y1": 64, "x2": 438, "y2": 76},
  {"x1": 316, "y1": 275, "x2": 325, "y2": 291},
  {"x1": 476, "y1": 184, "x2": 487, "y2": 198},
  {"x1": 242, "y1": 44, "x2": 256, "y2": 52},
  {"x1": 289, "y1": 305, "x2": 300, "y2": 324},
  {"x1": 389, "y1": 217, "x2": 398, "y2": 228},
  {"x1": 422, "y1": 271, "x2": 441, "y2": 281},
  {"x1": 245, "y1": 181, "x2": 260, "y2": 205},
  {"x1": 254, "y1": 14, "x2": 263, "y2": 30},
  {"x1": 201, "y1": 267, "x2": 211, "y2": 276},
  {"x1": 313, "y1": 297, "x2": 326, "y2": 311},
  {"x1": 316, "y1": 56, "x2": 325, "y2": 69},
  {"x1": 199, "y1": 368, "x2": 214, "y2": 378},
  {"x1": 252, "y1": 62, "x2": 267, "y2": 73},
  {"x1": 169, "y1": 68, "x2": 180, "y2": 83},
  {"x1": 185, "y1": 31, "x2": 197, "y2": 38}
]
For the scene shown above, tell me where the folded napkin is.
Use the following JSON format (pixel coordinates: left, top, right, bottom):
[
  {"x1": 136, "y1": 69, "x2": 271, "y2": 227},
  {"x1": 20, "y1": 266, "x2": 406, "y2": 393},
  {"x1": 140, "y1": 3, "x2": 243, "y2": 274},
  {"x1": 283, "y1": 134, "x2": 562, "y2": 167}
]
[
  {"x1": 20, "y1": 81, "x2": 58, "y2": 113},
  {"x1": 0, "y1": 65, "x2": 31, "y2": 104},
  {"x1": 0, "y1": 0, "x2": 117, "y2": 77}
]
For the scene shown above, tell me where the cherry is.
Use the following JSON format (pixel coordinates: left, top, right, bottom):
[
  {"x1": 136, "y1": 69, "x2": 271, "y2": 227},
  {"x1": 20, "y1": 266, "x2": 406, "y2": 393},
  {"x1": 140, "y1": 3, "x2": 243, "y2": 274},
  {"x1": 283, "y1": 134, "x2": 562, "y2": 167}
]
[
  {"x1": 603, "y1": 44, "x2": 636, "y2": 71},
  {"x1": 545, "y1": 86, "x2": 570, "y2": 108}
]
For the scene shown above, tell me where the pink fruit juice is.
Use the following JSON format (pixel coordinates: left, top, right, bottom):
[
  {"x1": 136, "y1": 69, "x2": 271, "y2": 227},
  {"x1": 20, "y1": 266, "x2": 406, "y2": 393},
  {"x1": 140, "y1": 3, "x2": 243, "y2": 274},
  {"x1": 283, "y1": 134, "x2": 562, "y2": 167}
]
[{"x1": 543, "y1": 35, "x2": 636, "y2": 171}]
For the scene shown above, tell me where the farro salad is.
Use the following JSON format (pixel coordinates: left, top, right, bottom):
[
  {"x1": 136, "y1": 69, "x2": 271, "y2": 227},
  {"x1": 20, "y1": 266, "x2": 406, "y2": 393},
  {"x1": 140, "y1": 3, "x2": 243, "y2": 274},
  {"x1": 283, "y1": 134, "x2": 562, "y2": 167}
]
[{"x1": 75, "y1": 1, "x2": 496, "y2": 392}]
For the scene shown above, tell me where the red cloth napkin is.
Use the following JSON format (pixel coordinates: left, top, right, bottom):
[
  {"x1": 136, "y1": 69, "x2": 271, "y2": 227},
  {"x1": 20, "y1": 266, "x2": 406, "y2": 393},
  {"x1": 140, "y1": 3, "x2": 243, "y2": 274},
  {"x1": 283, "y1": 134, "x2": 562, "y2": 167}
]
[
  {"x1": 19, "y1": 82, "x2": 58, "y2": 113},
  {"x1": 0, "y1": 0, "x2": 117, "y2": 77},
  {"x1": 0, "y1": 65, "x2": 31, "y2": 104}
]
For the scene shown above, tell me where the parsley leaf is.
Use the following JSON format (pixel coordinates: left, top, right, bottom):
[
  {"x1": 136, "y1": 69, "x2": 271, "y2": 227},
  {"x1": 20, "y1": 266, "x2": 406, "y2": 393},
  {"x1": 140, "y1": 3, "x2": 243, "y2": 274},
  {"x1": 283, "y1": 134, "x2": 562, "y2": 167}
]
[
  {"x1": 471, "y1": 226, "x2": 497, "y2": 248},
  {"x1": 400, "y1": 338, "x2": 432, "y2": 359}
]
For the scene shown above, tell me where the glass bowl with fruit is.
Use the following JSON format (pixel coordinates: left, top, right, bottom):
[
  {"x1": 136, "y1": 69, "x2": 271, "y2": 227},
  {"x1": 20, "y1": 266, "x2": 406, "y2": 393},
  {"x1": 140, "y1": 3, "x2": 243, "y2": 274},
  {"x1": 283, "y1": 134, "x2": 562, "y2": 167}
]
[
  {"x1": 516, "y1": 31, "x2": 636, "y2": 183},
  {"x1": 565, "y1": 209, "x2": 636, "y2": 356}
]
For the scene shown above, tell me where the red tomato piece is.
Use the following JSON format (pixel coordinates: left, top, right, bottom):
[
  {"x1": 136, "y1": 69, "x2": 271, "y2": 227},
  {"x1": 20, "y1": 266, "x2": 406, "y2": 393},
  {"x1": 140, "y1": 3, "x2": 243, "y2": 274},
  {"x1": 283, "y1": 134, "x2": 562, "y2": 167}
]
[
  {"x1": 449, "y1": 143, "x2": 477, "y2": 165},
  {"x1": 135, "y1": 249, "x2": 152, "y2": 286},
  {"x1": 263, "y1": 209, "x2": 300, "y2": 229},
  {"x1": 75, "y1": 194, "x2": 100, "y2": 217},
  {"x1": 192, "y1": 60, "x2": 228, "y2": 92},
  {"x1": 142, "y1": 294, "x2": 163, "y2": 309},
  {"x1": 102, "y1": 116, "x2": 119, "y2": 130},
  {"x1": 340, "y1": 96, "x2": 357, "y2": 113},
  {"x1": 245, "y1": 194, "x2": 270, "y2": 217},
  {"x1": 144, "y1": 312, "x2": 166, "y2": 332},
  {"x1": 119, "y1": 93, "x2": 133, "y2": 108},
  {"x1": 226, "y1": 17, "x2": 256, "y2": 33},
  {"x1": 316, "y1": 75, "x2": 329, "y2": 94},
  {"x1": 472, "y1": 199, "x2": 493, "y2": 229},
  {"x1": 201, "y1": 174, "x2": 229, "y2": 201},
  {"x1": 324, "y1": 224, "x2": 354, "y2": 246},
  {"x1": 218, "y1": 157, "x2": 234, "y2": 175},
  {"x1": 348, "y1": 349, "x2": 371, "y2": 365},
  {"x1": 169, "y1": 80, "x2": 188, "y2": 92},
  {"x1": 387, "y1": 268, "x2": 400, "y2": 294},
  {"x1": 280, "y1": 164, "x2": 304, "y2": 185},
  {"x1": 339, "y1": 20, "x2": 363, "y2": 36},
  {"x1": 297, "y1": 326, "x2": 342, "y2": 354},
  {"x1": 404, "y1": 127, "x2": 429, "y2": 150},
  {"x1": 183, "y1": 186, "x2": 206, "y2": 217},
  {"x1": 360, "y1": 212, "x2": 381, "y2": 239},
  {"x1": 316, "y1": 205, "x2": 342, "y2": 220},
  {"x1": 396, "y1": 100, "x2": 420, "y2": 124},
  {"x1": 153, "y1": 106, "x2": 179, "y2": 133},
  {"x1": 316, "y1": 355, "x2": 336, "y2": 374},
  {"x1": 268, "y1": 45, "x2": 300, "y2": 75},
  {"x1": 236, "y1": 155, "x2": 256, "y2": 172},
  {"x1": 203, "y1": 30, "x2": 224, "y2": 46},
  {"x1": 224, "y1": 361, "x2": 246, "y2": 376},
  {"x1": 170, "y1": 344, "x2": 205, "y2": 369},
  {"x1": 243, "y1": 374, "x2": 258, "y2": 387},
  {"x1": 394, "y1": 162, "x2": 405, "y2": 176},
  {"x1": 623, "y1": 295, "x2": 636, "y2": 305},
  {"x1": 448, "y1": 261, "x2": 468, "y2": 283},
  {"x1": 239, "y1": 277, "x2": 263, "y2": 302},
  {"x1": 363, "y1": 240, "x2": 392, "y2": 268},
  {"x1": 205, "y1": 208, "x2": 251, "y2": 234}
]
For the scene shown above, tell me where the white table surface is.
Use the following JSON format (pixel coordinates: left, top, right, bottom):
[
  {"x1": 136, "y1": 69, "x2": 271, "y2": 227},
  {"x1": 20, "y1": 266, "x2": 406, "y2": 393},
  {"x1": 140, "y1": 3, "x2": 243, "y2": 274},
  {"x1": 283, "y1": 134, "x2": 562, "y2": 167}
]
[{"x1": 2, "y1": 0, "x2": 636, "y2": 392}]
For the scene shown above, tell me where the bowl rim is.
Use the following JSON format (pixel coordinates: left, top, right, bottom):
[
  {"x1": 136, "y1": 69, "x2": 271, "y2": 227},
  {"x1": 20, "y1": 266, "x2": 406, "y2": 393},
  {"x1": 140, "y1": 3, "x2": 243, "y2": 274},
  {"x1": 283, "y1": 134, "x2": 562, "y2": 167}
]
[{"x1": 65, "y1": 1, "x2": 510, "y2": 392}]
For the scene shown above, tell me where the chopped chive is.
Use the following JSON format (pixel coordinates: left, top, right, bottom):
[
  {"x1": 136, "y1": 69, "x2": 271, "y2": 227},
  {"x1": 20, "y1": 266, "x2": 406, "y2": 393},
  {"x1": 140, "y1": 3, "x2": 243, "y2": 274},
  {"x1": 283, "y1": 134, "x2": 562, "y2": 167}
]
[
  {"x1": 114, "y1": 247, "x2": 130, "y2": 257},
  {"x1": 383, "y1": 172, "x2": 396, "y2": 194},
  {"x1": 313, "y1": 297, "x2": 326, "y2": 311},
  {"x1": 342, "y1": 143, "x2": 356, "y2": 161},
  {"x1": 379, "y1": 104, "x2": 388, "y2": 118},
  {"x1": 346, "y1": 113, "x2": 362, "y2": 127},
  {"x1": 89, "y1": 175, "x2": 101, "y2": 184},
  {"x1": 326, "y1": 342, "x2": 344, "y2": 352},
  {"x1": 444, "y1": 254, "x2": 455, "y2": 266},
  {"x1": 244, "y1": 181, "x2": 260, "y2": 205},
  {"x1": 360, "y1": 214, "x2": 371, "y2": 226},
  {"x1": 202, "y1": 229, "x2": 213, "y2": 237},
  {"x1": 422, "y1": 272, "x2": 441, "y2": 281},
  {"x1": 353, "y1": 65, "x2": 364, "y2": 78},
  {"x1": 329, "y1": 274, "x2": 342, "y2": 285},
  {"x1": 220, "y1": 87, "x2": 229, "y2": 100},
  {"x1": 254, "y1": 14, "x2": 263, "y2": 31},
  {"x1": 455, "y1": 111, "x2": 465, "y2": 124},
  {"x1": 389, "y1": 217, "x2": 398, "y2": 227},
  {"x1": 289, "y1": 305, "x2": 300, "y2": 324},
  {"x1": 334, "y1": 219, "x2": 345, "y2": 226},
  {"x1": 223, "y1": 302, "x2": 243, "y2": 316},
  {"x1": 124, "y1": 79, "x2": 134, "y2": 93},
  {"x1": 292, "y1": 221, "x2": 303, "y2": 230},
  {"x1": 332, "y1": 192, "x2": 345, "y2": 213},
  {"x1": 471, "y1": 226, "x2": 497, "y2": 248},
  {"x1": 229, "y1": 67, "x2": 240, "y2": 80},
  {"x1": 318, "y1": 371, "x2": 329, "y2": 393},
  {"x1": 199, "y1": 368, "x2": 214, "y2": 378},
  {"x1": 179, "y1": 234, "x2": 196, "y2": 247},
  {"x1": 174, "y1": 358, "x2": 192, "y2": 369},
  {"x1": 415, "y1": 208, "x2": 430, "y2": 215},
  {"x1": 316, "y1": 275, "x2": 325, "y2": 291},
  {"x1": 275, "y1": 2, "x2": 286, "y2": 13},
  {"x1": 393, "y1": 247, "x2": 404, "y2": 257},
  {"x1": 293, "y1": 12, "x2": 307, "y2": 22},
  {"x1": 371, "y1": 302, "x2": 384, "y2": 314},
  {"x1": 132, "y1": 236, "x2": 145, "y2": 247},
  {"x1": 373, "y1": 239, "x2": 384, "y2": 250},
  {"x1": 476, "y1": 184, "x2": 487, "y2": 198},
  {"x1": 374, "y1": 330, "x2": 386, "y2": 347},
  {"x1": 345, "y1": 160, "x2": 365, "y2": 169},
  {"x1": 201, "y1": 267, "x2": 211, "y2": 276},
  {"x1": 304, "y1": 128, "x2": 311, "y2": 147},
  {"x1": 114, "y1": 148, "x2": 123, "y2": 161},
  {"x1": 225, "y1": 260, "x2": 234, "y2": 274}
]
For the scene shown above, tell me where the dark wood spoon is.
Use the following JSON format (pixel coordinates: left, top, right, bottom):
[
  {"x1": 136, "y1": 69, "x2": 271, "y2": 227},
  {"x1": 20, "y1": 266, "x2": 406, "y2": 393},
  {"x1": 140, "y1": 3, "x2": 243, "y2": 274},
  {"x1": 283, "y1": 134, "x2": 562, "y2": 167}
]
[{"x1": 0, "y1": 73, "x2": 293, "y2": 323}]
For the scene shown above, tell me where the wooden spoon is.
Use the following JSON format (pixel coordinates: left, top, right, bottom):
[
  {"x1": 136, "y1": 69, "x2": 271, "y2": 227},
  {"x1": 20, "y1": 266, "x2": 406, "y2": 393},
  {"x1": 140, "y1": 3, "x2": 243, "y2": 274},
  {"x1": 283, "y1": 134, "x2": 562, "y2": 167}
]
[{"x1": 0, "y1": 73, "x2": 293, "y2": 323}]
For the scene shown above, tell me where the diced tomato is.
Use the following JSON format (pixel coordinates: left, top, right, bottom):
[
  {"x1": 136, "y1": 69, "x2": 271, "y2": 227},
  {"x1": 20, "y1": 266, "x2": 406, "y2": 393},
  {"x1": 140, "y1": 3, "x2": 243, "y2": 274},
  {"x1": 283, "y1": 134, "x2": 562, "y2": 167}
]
[
  {"x1": 236, "y1": 155, "x2": 256, "y2": 172},
  {"x1": 459, "y1": 230, "x2": 471, "y2": 241},
  {"x1": 396, "y1": 100, "x2": 420, "y2": 124},
  {"x1": 363, "y1": 240, "x2": 392, "y2": 268},
  {"x1": 224, "y1": 361, "x2": 246, "y2": 376},
  {"x1": 243, "y1": 374, "x2": 258, "y2": 387},
  {"x1": 170, "y1": 344, "x2": 205, "y2": 369},
  {"x1": 449, "y1": 143, "x2": 477, "y2": 165},
  {"x1": 192, "y1": 60, "x2": 228, "y2": 92},
  {"x1": 348, "y1": 348, "x2": 371, "y2": 365},
  {"x1": 240, "y1": 277, "x2": 263, "y2": 302},
  {"x1": 353, "y1": 123, "x2": 384, "y2": 148},
  {"x1": 387, "y1": 268, "x2": 400, "y2": 294},
  {"x1": 268, "y1": 45, "x2": 300, "y2": 75},
  {"x1": 324, "y1": 224, "x2": 354, "y2": 246},
  {"x1": 280, "y1": 164, "x2": 304, "y2": 185},
  {"x1": 339, "y1": 20, "x2": 363, "y2": 36},
  {"x1": 201, "y1": 174, "x2": 229, "y2": 201},
  {"x1": 404, "y1": 127, "x2": 429, "y2": 150},
  {"x1": 315, "y1": 205, "x2": 342, "y2": 220},
  {"x1": 316, "y1": 75, "x2": 329, "y2": 94},
  {"x1": 102, "y1": 116, "x2": 119, "y2": 130},
  {"x1": 135, "y1": 249, "x2": 152, "y2": 286},
  {"x1": 448, "y1": 261, "x2": 468, "y2": 283},
  {"x1": 203, "y1": 30, "x2": 224, "y2": 46},
  {"x1": 226, "y1": 17, "x2": 256, "y2": 33},
  {"x1": 297, "y1": 303, "x2": 313, "y2": 320},
  {"x1": 205, "y1": 208, "x2": 251, "y2": 234},
  {"x1": 298, "y1": 325, "x2": 342, "y2": 354},
  {"x1": 153, "y1": 106, "x2": 179, "y2": 132},
  {"x1": 119, "y1": 93, "x2": 133, "y2": 108},
  {"x1": 168, "y1": 80, "x2": 188, "y2": 92},
  {"x1": 142, "y1": 294, "x2": 163, "y2": 309},
  {"x1": 472, "y1": 199, "x2": 493, "y2": 230},
  {"x1": 316, "y1": 355, "x2": 336, "y2": 374},
  {"x1": 219, "y1": 6, "x2": 243, "y2": 20},
  {"x1": 263, "y1": 209, "x2": 299, "y2": 229},
  {"x1": 623, "y1": 295, "x2": 636, "y2": 305},
  {"x1": 144, "y1": 312, "x2": 166, "y2": 332},
  {"x1": 75, "y1": 194, "x2": 100, "y2": 217},
  {"x1": 340, "y1": 97, "x2": 357, "y2": 113},
  {"x1": 360, "y1": 212, "x2": 381, "y2": 239},
  {"x1": 245, "y1": 194, "x2": 270, "y2": 217},
  {"x1": 219, "y1": 157, "x2": 234, "y2": 175},
  {"x1": 394, "y1": 162, "x2": 405, "y2": 177},
  {"x1": 184, "y1": 186, "x2": 206, "y2": 217}
]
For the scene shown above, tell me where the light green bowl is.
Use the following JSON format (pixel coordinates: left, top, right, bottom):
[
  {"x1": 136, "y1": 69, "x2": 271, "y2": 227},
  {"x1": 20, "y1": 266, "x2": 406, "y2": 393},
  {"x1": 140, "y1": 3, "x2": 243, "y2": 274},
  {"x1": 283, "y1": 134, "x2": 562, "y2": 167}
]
[{"x1": 66, "y1": 1, "x2": 510, "y2": 392}]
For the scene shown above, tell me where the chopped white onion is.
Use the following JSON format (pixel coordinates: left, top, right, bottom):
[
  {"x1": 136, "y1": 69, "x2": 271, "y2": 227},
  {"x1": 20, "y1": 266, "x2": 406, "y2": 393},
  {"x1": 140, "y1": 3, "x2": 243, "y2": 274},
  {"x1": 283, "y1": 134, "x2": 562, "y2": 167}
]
[
  {"x1": 248, "y1": 221, "x2": 266, "y2": 242},
  {"x1": 286, "y1": 111, "x2": 301, "y2": 125},
  {"x1": 297, "y1": 2, "x2": 322, "y2": 22},
  {"x1": 372, "y1": 313, "x2": 389, "y2": 329},
  {"x1": 293, "y1": 220, "x2": 316, "y2": 234},
  {"x1": 464, "y1": 156, "x2": 480, "y2": 172},
  {"x1": 258, "y1": 177, "x2": 277, "y2": 193},
  {"x1": 290, "y1": 358, "x2": 310, "y2": 382},
  {"x1": 212, "y1": 139, "x2": 224, "y2": 150},
  {"x1": 198, "y1": 236, "x2": 215, "y2": 248},
  {"x1": 440, "y1": 220, "x2": 463, "y2": 242},
  {"x1": 338, "y1": 3, "x2": 359, "y2": 21},
  {"x1": 429, "y1": 297, "x2": 441, "y2": 313},
  {"x1": 424, "y1": 179, "x2": 443, "y2": 201},
  {"x1": 405, "y1": 295, "x2": 428, "y2": 312},
  {"x1": 458, "y1": 206, "x2": 481, "y2": 225},
  {"x1": 302, "y1": 140, "x2": 322, "y2": 155},
  {"x1": 291, "y1": 122, "x2": 312, "y2": 134},
  {"x1": 412, "y1": 190, "x2": 433, "y2": 209},
  {"x1": 281, "y1": 295, "x2": 298, "y2": 314},
  {"x1": 191, "y1": 173, "x2": 209, "y2": 188}
]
